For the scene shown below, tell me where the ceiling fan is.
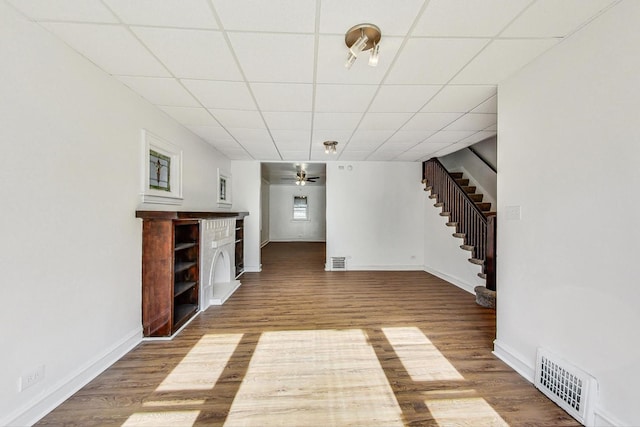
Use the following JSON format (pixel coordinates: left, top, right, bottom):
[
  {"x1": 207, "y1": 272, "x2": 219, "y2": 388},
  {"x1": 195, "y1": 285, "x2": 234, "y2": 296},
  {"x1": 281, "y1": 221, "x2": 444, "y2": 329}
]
[{"x1": 282, "y1": 170, "x2": 319, "y2": 186}]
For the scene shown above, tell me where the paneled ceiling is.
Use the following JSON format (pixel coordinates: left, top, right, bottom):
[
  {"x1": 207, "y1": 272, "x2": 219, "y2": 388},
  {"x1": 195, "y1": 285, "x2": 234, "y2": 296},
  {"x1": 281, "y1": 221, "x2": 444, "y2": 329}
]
[{"x1": 7, "y1": 0, "x2": 617, "y2": 162}]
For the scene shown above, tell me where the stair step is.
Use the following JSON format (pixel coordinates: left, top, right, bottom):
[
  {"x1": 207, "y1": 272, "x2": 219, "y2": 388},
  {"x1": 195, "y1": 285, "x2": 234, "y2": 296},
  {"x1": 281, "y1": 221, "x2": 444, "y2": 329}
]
[
  {"x1": 450, "y1": 172, "x2": 464, "y2": 179},
  {"x1": 455, "y1": 178, "x2": 469, "y2": 186},
  {"x1": 462, "y1": 186, "x2": 476, "y2": 193},
  {"x1": 446, "y1": 221, "x2": 457, "y2": 227},
  {"x1": 468, "y1": 194, "x2": 484, "y2": 202},
  {"x1": 478, "y1": 272, "x2": 487, "y2": 280},
  {"x1": 486, "y1": 211, "x2": 497, "y2": 217},
  {"x1": 424, "y1": 185, "x2": 432, "y2": 192},
  {"x1": 439, "y1": 212, "x2": 450, "y2": 217},
  {"x1": 452, "y1": 233, "x2": 466, "y2": 239},
  {"x1": 428, "y1": 194, "x2": 438, "y2": 199},
  {"x1": 469, "y1": 258, "x2": 484, "y2": 266},
  {"x1": 460, "y1": 244, "x2": 474, "y2": 252},
  {"x1": 475, "y1": 202, "x2": 491, "y2": 211},
  {"x1": 434, "y1": 202, "x2": 444, "y2": 208}
]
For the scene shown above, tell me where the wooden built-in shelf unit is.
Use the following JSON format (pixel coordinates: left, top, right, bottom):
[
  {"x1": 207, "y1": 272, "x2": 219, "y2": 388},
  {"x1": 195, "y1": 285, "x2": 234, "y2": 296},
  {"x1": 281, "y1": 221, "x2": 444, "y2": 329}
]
[{"x1": 136, "y1": 210, "x2": 248, "y2": 337}]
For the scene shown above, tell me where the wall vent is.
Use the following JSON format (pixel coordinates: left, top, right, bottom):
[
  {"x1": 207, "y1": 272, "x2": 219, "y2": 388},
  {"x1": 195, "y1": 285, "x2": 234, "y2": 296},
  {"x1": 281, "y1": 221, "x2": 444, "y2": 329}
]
[
  {"x1": 330, "y1": 257, "x2": 346, "y2": 271},
  {"x1": 535, "y1": 348, "x2": 597, "y2": 426}
]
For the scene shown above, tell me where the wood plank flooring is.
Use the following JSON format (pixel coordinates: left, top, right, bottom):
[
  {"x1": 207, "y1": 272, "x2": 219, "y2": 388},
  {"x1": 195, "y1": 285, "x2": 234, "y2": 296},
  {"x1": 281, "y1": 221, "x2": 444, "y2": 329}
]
[{"x1": 36, "y1": 242, "x2": 579, "y2": 426}]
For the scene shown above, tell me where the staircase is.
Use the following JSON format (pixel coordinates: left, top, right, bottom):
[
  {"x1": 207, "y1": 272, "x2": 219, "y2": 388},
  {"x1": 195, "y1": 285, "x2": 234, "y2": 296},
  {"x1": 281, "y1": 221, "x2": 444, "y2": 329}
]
[{"x1": 422, "y1": 159, "x2": 496, "y2": 308}]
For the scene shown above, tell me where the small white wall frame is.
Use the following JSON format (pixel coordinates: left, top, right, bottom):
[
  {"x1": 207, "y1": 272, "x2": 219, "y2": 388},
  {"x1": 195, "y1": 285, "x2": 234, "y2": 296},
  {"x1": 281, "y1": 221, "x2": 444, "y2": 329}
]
[
  {"x1": 141, "y1": 129, "x2": 183, "y2": 205},
  {"x1": 217, "y1": 168, "x2": 232, "y2": 208}
]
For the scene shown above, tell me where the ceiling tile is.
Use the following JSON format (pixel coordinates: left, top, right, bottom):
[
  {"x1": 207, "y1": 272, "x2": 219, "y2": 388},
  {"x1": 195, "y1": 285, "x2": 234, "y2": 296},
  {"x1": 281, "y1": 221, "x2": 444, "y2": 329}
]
[
  {"x1": 339, "y1": 151, "x2": 370, "y2": 161},
  {"x1": 43, "y1": 23, "x2": 169, "y2": 76},
  {"x1": 212, "y1": 0, "x2": 316, "y2": 32},
  {"x1": 319, "y1": 0, "x2": 426, "y2": 36},
  {"x1": 160, "y1": 106, "x2": 219, "y2": 125},
  {"x1": 227, "y1": 128, "x2": 273, "y2": 145},
  {"x1": 452, "y1": 39, "x2": 559, "y2": 84},
  {"x1": 104, "y1": 0, "x2": 217, "y2": 28},
  {"x1": 413, "y1": 0, "x2": 531, "y2": 37},
  {"x1": 271, "y1": 130, "x2": 311, "y2": 150},
  {"x1": 459, "y1": 130, "x2": 497, "y2": 145},
  {"x1": 423, "y1": 130, "x2": 477, "y2": 144},
  {"x1": 263, "y1": 112, "x2": 313, "y2": 130},
  {"x1": 385, "y1": 130, "x2": 435, "y2": 145},
  {"x1": 219, "y1": 149, "x2": 253, "y2": 160},
  {"x1": 385, "y1": 38, "x2": 489, "y2": 84},
  {"x1": 116, "y1": 76, "x2": 199, "y2": 106},
  {"x1": 313, "y1": 113, "x2": 363, "y2": 131},
  {"x1": 471, "y1": 95, "x2": 497, "y2": 113},
  {"x1": 132, "y1": 27, "x2": 242, "y2": 80},
  {"x1": 7, "y1": 0, "x2": 118, "y2": 22},
  {"x1": 181, "y1": 80, "x2": 255, "y2": 109},
  {"x1": 501, "y1": 0, "x2": 616, "y2": 38},
  {"x1": 402, "y1": 112, "x2": 463, "y2": 131},
  {"x1": 421, "y1": 85, "x2": 497, "y2": 113},
  {"x1": 229, "y1": 33, "x2": 315, "y2": 83},
  {"x1": 443, "y1": 113, "x2": 497, "y2": 131},
  {"x1": 484, "y1": 124, "x2": 497, "y2": 131},
  {"x1": 369, "y1": 85, "x2": 441, "y2": 113},
  {"x1": 280, "y1": 151, "x2": 311, "y2": 161},
  {"x1": 187, "y1": 125, "x2": 233, "y2": 143},
  {"x1": 209, "y1": 109, "x2": 265, "y2": 129},
  {"x1": 358, "y1": 113, "x2": 413, "y2": 131},
  {"x1": 250, "y1": 83, "x2": 313, "y2": 112},
  {"x1": 315, "y1": 84, "x2": 378, "y2": 112},
  {"x1": 348, "y1": 130, "x2": 396, "y2": 148},
  {"x1": 316, "y1": 35, "x2": 403, "y2": 84}
]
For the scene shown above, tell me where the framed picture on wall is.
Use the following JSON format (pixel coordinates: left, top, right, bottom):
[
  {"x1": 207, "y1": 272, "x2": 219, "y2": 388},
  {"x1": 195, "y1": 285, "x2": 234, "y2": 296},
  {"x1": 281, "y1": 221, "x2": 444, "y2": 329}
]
[
  {"x1": 217, "y1": 168, "x2": 231, "y2": 207},
  {"x1": 140, "y1": 129, "x2": 183, "y2": 205}
]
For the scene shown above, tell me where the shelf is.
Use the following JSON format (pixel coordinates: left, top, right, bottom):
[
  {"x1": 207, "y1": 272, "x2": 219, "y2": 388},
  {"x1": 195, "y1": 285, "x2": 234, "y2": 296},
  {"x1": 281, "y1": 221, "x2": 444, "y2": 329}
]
[
  {"x1": 173, "y1": 304, "x2": 198, "y2": 328},
  {"x1": 174, "y1": 242, "x2": 197, "y2": 251},
  {"x1": 174, "y1": 261, "x2": 196, "y2": 273},
  {"x1": 174, "y1": 281, "x2": 197, "y2": 297}
]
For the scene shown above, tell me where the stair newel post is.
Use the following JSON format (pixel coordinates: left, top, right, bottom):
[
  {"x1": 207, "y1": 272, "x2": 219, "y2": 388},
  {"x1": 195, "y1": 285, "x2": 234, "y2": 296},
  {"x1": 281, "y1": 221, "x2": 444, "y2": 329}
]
[{"x1": 485, "y1": 215, "x2": 497, "y2": 291}]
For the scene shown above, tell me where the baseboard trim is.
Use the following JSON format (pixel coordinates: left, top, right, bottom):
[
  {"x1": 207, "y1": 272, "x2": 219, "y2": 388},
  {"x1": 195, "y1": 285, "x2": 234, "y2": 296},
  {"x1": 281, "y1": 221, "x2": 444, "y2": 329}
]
[
  {"x1": 4, "y1": 328, "x2": 142, "y2": 427},
  {"x1": 346, "y1": 264, "x2": 424, "y2": 271},
  {"x1": 492, "y1": 339, "x2": 535, "y2": 383},
  {"x1": 244, "y1": 264, "x2": 261, "y2": 273},
  {"x1": 593, "y1": 407, "x2": 626, "y2": 427},
  {"x1": 423, "y1": 266, "x2": 475, "y2": 294}
]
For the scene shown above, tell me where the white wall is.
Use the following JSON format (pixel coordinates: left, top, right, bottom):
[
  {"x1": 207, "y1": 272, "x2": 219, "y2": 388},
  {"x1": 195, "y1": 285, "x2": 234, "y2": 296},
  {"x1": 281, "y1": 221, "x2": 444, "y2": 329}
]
[
  {"x1": 269, "y1": 185, "x2": 326, "y2": 241},
  {"x1": 326, "y1": 162, "x2": 424, "y2": 270},
  {"x1": 423, "y1": 192, "x2": 485, "y2": 293},
  {"x1": 0, "y1": 6, "x2": 230, "y2": 425},
  {"x1": 231, "y1": 161, "x2": 262, "y2": 272},
  {"x1": 260, "y1": 178, "x2": 270, "y2": 246},
  {"x1": 495, "y1": 2, "x2": 639, "y2": 426}
]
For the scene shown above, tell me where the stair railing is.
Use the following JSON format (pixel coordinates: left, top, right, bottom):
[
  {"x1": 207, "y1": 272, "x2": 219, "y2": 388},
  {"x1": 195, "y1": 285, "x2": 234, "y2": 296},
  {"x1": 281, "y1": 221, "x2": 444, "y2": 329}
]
[{"x1": 422, "y1": 158, "x2": 496, "y2": 290}]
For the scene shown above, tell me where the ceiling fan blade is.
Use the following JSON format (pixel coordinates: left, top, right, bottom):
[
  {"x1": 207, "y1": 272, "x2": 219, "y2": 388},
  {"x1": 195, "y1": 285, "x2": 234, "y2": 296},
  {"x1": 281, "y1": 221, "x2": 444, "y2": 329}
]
[{"x1": 307, "y1": 176, "x2": 320, "y2": 180}]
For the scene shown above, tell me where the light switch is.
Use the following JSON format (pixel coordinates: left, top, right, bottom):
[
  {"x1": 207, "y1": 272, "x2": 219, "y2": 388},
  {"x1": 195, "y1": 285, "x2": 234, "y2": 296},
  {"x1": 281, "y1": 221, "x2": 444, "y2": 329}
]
[{"x1": 506, "y1": 205, "x2": 521, "y2": 220}]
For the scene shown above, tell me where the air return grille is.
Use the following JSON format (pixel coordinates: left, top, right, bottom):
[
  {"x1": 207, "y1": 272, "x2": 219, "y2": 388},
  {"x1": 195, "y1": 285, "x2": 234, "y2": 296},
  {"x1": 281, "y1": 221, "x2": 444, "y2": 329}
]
[
  {"x1": 534, "y1": 348, "x2": 597, "y2": 426},
  {"x1": 330, "y1": 257, "x2": 346, "y2": 271}
]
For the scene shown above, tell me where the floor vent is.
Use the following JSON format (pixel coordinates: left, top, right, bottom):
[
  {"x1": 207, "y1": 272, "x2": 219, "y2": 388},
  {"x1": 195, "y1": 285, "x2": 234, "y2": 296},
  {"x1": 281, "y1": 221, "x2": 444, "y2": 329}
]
[
  {"x1": 535, "y1": 348, "x2": 597, "y2": 426},
  {"x1": 330, "y1": 257, "x2": 346, "y2": 271}
]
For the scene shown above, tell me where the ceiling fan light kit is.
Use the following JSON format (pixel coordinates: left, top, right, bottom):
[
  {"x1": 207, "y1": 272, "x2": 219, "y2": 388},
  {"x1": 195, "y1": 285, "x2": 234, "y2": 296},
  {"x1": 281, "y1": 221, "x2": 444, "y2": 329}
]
[{"x1": 344, "y1": 23, "x2": 381, "y2": 69}]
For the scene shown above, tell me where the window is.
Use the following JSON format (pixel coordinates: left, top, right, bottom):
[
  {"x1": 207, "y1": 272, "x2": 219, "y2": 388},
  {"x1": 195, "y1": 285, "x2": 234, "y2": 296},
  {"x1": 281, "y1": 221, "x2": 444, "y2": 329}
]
[{"x1": 293, "y1": 196, "x2": 308, "y2": 220}]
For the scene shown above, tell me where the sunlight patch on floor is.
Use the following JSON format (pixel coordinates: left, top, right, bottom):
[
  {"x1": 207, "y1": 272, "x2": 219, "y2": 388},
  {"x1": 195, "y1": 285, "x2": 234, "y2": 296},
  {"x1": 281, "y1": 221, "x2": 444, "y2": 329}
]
[
  {"x1": 382, "y1": 326, "x2": 464, "y2": 381},
  {"x1": 425, "y1": 397, "x2": 510, "y2": 427},
  {"x1": 155, "y1": 333, "x2": 243, "y2": 392},
  {"x1": 142, "y1": 399, "x2": 206, "y2": 407},
  {"x1": 224, "y1": 329, "x2": 404, "y2": 427},
  {"x1": 121, "y1": 410, "x2": 200, "y2": 426}
]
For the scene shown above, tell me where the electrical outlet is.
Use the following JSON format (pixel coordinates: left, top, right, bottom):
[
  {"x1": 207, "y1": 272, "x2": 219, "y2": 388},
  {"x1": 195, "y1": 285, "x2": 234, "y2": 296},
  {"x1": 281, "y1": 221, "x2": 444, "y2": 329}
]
[{"x1": 19, "y1": 365, "x2": 45, "y2": 392}]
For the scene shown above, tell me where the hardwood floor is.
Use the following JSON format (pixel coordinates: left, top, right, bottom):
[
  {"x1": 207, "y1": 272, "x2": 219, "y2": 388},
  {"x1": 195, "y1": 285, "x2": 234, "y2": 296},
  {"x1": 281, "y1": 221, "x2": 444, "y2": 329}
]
[{"x1": 37, "y1": 242, "x2": 578, "y2": 426}]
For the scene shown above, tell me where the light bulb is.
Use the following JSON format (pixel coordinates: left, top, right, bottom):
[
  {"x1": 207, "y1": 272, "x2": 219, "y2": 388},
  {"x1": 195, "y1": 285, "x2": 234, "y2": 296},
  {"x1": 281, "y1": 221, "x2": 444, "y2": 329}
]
[
  {"x1": 301, "y1": 180, "x2": 306, "y2": 186},
  {"x1": 345, "y1": 52, "x2": 357, "y2": 69},
  {"x1": 368, "y1": 43, "x2": 380, "y2": 67}
]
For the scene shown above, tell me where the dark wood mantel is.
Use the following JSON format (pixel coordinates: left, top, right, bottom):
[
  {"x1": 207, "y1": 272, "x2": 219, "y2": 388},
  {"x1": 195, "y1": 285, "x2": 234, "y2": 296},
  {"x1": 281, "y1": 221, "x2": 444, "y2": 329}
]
[{"x1": 136, "y1": 210, "x2": 249, "y2": 220}]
